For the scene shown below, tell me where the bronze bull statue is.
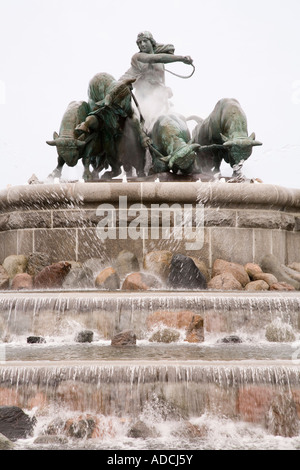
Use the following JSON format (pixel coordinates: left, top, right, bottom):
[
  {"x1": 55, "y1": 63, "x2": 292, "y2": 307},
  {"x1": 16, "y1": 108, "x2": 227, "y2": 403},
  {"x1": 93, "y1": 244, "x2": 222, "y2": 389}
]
[
  {"x1": 189, "y1": 98, "x2": 262, "y2": 179},
  {"x1": 149, "y1": 113, "x2": 200, "y2": 175},
  {"x1": 46, "y1": 100, "x2": 94, "y2": 180},
  {"x1": 47, "y1": 73, "x2": 147, "y2": 181}
]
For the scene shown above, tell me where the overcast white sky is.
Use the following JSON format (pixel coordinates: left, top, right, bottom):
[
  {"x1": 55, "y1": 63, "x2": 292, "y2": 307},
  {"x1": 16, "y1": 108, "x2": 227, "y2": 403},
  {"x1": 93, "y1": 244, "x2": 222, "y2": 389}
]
[{"x1": 0, "y1": 0, "x2": 299, "y2": 190}]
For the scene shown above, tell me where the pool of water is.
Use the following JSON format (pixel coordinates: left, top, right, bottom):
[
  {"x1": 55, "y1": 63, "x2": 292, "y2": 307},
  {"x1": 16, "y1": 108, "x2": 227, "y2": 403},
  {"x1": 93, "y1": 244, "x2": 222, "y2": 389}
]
[{"x1": 3, "y1": 339, "x2": 300, "y2": 362}]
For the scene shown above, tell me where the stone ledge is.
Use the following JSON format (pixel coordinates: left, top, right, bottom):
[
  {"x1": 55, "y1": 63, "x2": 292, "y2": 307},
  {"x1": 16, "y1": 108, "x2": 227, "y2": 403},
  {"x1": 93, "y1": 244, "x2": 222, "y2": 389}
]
[{"x1": 1, "y1": 182, "x2": 300, "y2": 211}]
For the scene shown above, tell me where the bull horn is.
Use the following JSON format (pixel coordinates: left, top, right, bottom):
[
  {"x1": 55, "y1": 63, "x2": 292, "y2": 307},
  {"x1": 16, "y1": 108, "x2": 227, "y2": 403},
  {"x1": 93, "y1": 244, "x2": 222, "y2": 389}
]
[
  {"x1": 190, "y1": 143, "x2": 201, "y2": 150},
  {"x1": 249, "y1": 132, "x2": 262, "y2": 146},
  {"x1": 223, "y1": 140, "x2": 234, "y2": 147},
  {"x1": 46, "y1": 140, "x2": 57, "y2": 146},
  {"x1": 160, "y1": 155, "x2": 171, "y2": 162},
  {"x1": 76, "y1": 140, "x2": 87, "y2": 148},
  {"x1": 220, "y1": 133, "x2": 229, "y2": 142}
]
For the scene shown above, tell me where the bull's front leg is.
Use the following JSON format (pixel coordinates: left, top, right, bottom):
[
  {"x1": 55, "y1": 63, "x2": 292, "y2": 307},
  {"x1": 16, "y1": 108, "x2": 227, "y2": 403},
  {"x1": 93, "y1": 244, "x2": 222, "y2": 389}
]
[
  {"x1": 47, "y1": 155, "x2": 65, "y2": 180},
  {"x1": 82, "y1": 154, "x2": 94, "y2": 181},
  {"x1": 229, "y1": 160, "x2": 246, "y2": 182}
]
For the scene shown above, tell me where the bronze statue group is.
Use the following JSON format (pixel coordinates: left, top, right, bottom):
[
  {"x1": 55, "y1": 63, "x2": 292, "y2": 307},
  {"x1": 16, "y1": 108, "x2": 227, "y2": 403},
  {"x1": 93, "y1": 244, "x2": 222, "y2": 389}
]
[{"x1": 47, "y1": 32, "x2": 262, "y2": 182}]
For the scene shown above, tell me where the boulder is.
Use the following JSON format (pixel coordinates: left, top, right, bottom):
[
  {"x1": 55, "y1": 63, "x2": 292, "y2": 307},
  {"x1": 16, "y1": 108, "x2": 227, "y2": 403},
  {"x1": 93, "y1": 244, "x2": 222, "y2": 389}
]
[
  {"x1": 65, "y1": 417, "x2": 96, "y2": 439},
  {"x1": 113, "y1": 250, "x2": 139, "y2": 277},
  {"x1": 95, "y1": 267, "x2": 120, "y2": 290},
  {"x1": 11, "y1": 273, "x2": 33, "y2": 290},
  {"x1": 27, "y1": 336, "x2": 46, "y2": 344},
  {"x1": 171, "y1": 421, "x2": 207, "y2": 439},
  {"x1": 75, "y1": 330, "x2": 94, "y2": 343},
  {"x1": 265, "y1": 319, "x2": 296, "y2": 342},
  {"x1": 143, "y1": 250, "x2": 173, "y2": 281},
  {"x1": 185, "y1": 314, "x2": 204, "y2": 343},
  {"x1": 208, "y1": 272, "x2": 243, "y2": 291},
  {"x1": 244, "y1": 280, "x2": 269, "y2": 291},
  {"x1": 189, "y1": 257, "x2": 210, "y2": 282},
  {"x1": 0, "y1": 266, "x2": 9, "y2": 290},
  {"x1": 244, "y1": 262, "x2": 263, "y2": 279},
  {"x1": 168, "y1": 254, "x2": 207, "y2": 290},
  {"x1": 212, "y1": 259, "x2": 250, "y2": 286},
  {"x1": 252, "y1": 272, "x2": 278, "y2": 286},
  {"x1": 26, "y1": 252, "x2": 52, "y2": 276},
  {"x1": 270, "y1": 282, "x2": 295, "y2": 291},
  {"x1": 149, "y1": 328, "x2": 180, "y2": 343},
  {"x1": 220, "y1": 335, "x2": 243, "y2": 343},
  {"x1": 122, "y1": 272, "x2": 162, "y2": 291},
  {"x1": 111, "y1": 330, "x2": 137, "y2": 346},
  {"x1": 127, "y1": 420, "x2": 159, "y2": 439},
  {"x1": 34, "y1": 261, "x2": 71, "y2": 289},
  {"x1": 0, "y1": 406, "x2": 36, "y2": 441},
  {"x1": 63, "y1": 266, "x2": 94, "y2": 289},
  {"x1": 2, "y1": 255, "x2": 28, "y2": 279},
  {"x1": 261, "y1": 254, "x2": 300, "y2": 289}
]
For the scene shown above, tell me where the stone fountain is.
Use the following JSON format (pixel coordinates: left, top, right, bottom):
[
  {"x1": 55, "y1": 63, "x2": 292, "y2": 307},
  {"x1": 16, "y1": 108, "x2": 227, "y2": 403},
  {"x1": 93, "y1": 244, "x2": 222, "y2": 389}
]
[
  {"x1": 1, "y1": 33, "x2": 300, "y2": 450},
  {"x1": 0, "y1": 180, "x2": 300, "y2": 450}
]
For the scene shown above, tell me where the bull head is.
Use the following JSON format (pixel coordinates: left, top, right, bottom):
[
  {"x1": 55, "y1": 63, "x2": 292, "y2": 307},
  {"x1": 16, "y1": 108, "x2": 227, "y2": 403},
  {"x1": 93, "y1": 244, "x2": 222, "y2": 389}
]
[
  {"x1": 220, "y1": 132, "x2": 262, "y2": 147},
  {"x1": 46, "y1": 132, "x2": 87, "y2": 167},
  {"x1": 161, "y1": 143, "x2": 201, "y2": 170},
  {"x1": 46, "y1": 132, "x2": 86, "y2": 148}
]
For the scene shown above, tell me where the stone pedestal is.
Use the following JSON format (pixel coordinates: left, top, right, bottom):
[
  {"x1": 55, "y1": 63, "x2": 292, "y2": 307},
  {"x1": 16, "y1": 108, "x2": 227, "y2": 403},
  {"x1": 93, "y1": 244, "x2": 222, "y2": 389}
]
[{"x1": 0, "y1": 181, "x2": 299, "y2": 269}]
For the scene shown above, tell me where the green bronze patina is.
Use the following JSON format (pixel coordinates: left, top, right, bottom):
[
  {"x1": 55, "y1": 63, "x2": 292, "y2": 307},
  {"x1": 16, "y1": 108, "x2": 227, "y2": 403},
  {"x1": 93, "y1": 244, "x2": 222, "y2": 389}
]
[{"x1": 46, "y1": 33, "x2": 262, "y2": 182}]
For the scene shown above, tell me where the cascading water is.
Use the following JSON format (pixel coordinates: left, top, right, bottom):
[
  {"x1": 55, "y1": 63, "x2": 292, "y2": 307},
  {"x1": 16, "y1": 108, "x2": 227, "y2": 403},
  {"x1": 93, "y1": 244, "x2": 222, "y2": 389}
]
[
  {"x1": 1, "y1": 181, "x2": 300, "y2": 451},
  {"x1": 1, "y1": 290, "x2": 300, "y2": 450}
]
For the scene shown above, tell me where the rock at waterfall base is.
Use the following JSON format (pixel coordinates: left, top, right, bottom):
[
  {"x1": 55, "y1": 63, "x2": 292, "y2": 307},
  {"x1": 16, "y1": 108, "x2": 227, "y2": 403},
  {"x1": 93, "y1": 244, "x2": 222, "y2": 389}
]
[
  {"x1": 122, "y1": 272, "x2": 162, "y2": 291},
  {"x1": 149, "y1": 328, "x2": 180, "y2": 343},
  {"x1": 95, "y1": 267, "x2": 120, "y2": 290},
  {"x1": 75, "y1": 330, "x2": 94, "y2": 343},
  {"x1": 244, "y1": 262, "x2": 263, "y2": 279},
  {"x1": 2, "y1": 255, "x2": 28, "y2": 279},
  {"x1": 265, "y1": 319, "x2": 296, "y2": 342},
  {"x1": 143, "y1": 250, "x2": 173, "y2": 281},
  {"x1": 0, "y1": 406, "x2": 36, "y2": 441},
  {"x1": 244, "y1": 280, "x2": 269, "y2": 291},
  {"x1": 212, "y1": 259, "x2": 250, "y2": 286},
  {"x1": 11, "y1": 273, "x2": 33, "y2": 290},
  {"x1": 252, "y1": 272, "x2": 278, "y2": 286},
  {"x1": 34, "y1": 261, "x2": 71, "y2": 289},
  {"x1": 111, "y1": 330, "x2": 137, "y2": 346},
  {"x1": 127, "y1": 420, "x2": 159, "y2": 439},
  {"x1": 168, "y1": 254, "x2": 207, "y2": 290},
  {"x1": 185, "y1": 314, "x2": 204, "y2": 343},
  {"x1": 27, "y1": 336, "x2": 46, "y2": 344},
  {"x1": 26, "y1": 252, "x2": 52, "y2": 276},
  {"x1": 208, "y1": 272, "x2": 243, "y2": 290}
]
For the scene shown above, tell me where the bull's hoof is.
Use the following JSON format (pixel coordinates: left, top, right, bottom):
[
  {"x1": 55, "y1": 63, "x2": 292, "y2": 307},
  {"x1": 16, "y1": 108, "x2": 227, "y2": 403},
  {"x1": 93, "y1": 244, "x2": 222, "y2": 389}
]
[{"x1": 227, "y1": 174, "x2": 246, "y2": 183}]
